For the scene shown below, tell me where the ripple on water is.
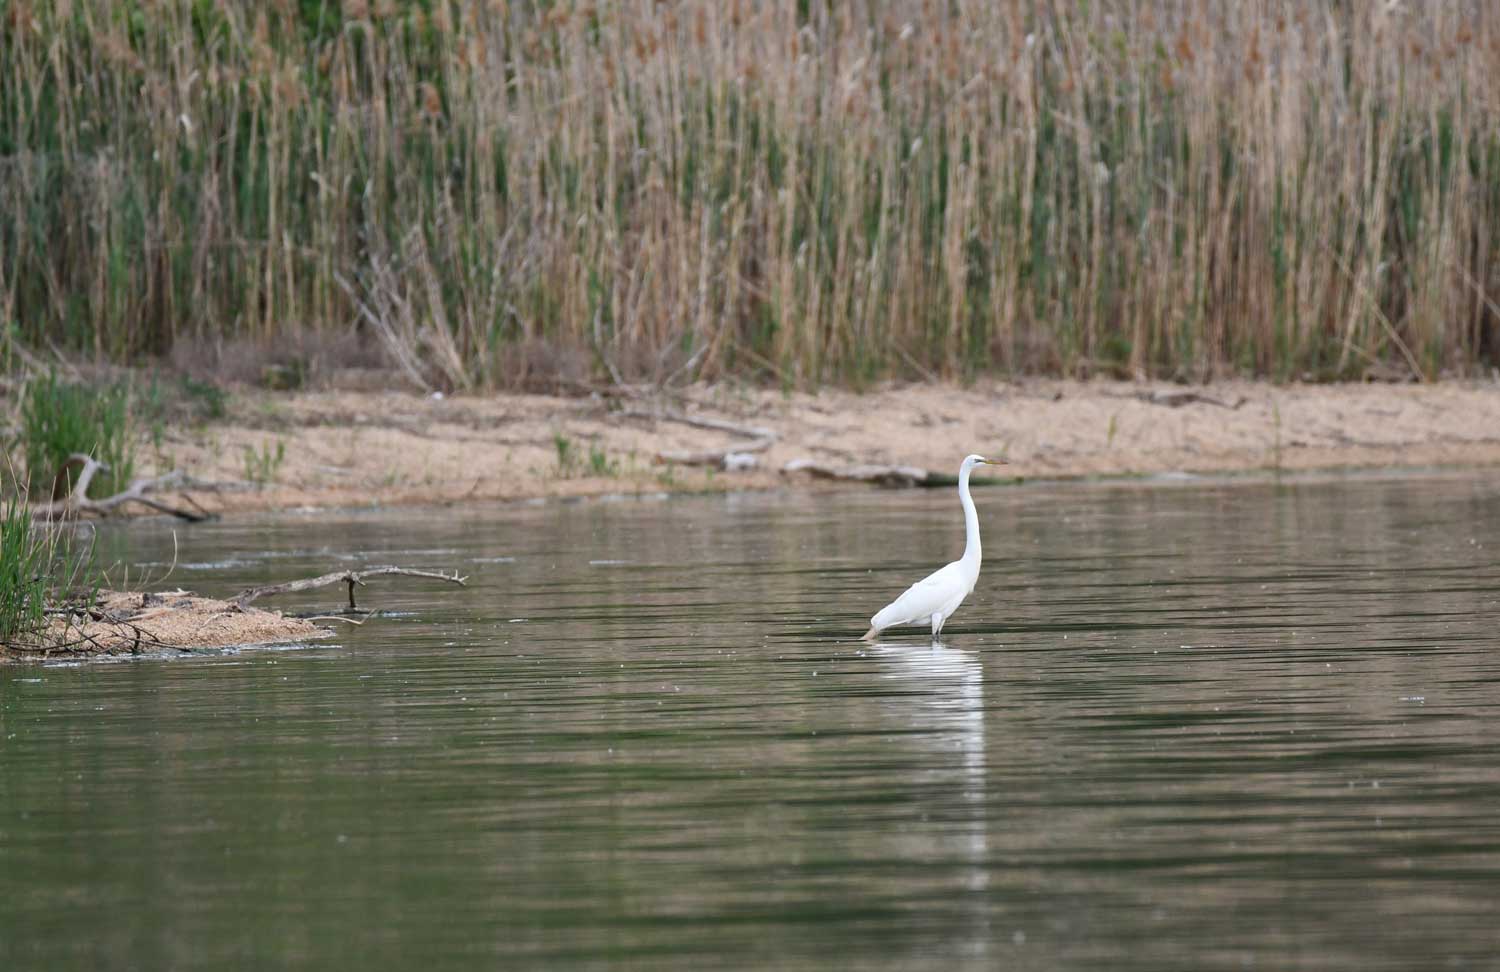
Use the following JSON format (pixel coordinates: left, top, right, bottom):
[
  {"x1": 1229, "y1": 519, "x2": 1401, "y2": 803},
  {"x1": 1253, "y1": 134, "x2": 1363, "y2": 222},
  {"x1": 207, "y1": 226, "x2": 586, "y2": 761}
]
[{"x1": 3, "y1": 474, "x2": 1500, "y2": 970}]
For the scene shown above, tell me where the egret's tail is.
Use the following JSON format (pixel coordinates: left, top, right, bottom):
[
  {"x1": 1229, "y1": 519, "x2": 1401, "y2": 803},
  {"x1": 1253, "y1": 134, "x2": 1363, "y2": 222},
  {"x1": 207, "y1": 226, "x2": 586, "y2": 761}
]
[{"x1": 861, "y1": 625, "x2": 879, "y2": 642}]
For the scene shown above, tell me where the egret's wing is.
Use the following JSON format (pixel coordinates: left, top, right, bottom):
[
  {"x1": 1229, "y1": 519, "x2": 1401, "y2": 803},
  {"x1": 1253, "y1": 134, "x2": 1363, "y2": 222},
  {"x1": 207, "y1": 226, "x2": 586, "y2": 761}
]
[{"x1": 871, "y1": 561, "x2": 966, "y2": 629}]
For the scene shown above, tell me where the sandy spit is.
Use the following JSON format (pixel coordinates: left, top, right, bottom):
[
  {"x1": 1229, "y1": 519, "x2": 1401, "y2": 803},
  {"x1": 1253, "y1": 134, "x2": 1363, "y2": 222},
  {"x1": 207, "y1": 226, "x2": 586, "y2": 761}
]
[
  {"x1": 137, "y1": 378, "x2": 1500, "y2": 515},
  {"x1": 2, "y1": 591, "x2": 330, "y2": 661}
]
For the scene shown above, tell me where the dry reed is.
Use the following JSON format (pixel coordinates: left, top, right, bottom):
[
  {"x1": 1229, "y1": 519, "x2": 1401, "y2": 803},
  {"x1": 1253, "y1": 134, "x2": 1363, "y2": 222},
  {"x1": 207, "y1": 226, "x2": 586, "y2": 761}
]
[{"x1": 2, "y1": 0, "x2": 1497, "y2": 388}]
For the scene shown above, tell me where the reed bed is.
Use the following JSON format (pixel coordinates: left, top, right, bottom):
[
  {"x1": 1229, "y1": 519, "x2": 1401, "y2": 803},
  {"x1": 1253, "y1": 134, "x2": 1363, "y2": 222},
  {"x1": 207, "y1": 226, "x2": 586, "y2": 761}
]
[{"x1": 2, "y1": 0, "x2": 1497, "y2": 388}]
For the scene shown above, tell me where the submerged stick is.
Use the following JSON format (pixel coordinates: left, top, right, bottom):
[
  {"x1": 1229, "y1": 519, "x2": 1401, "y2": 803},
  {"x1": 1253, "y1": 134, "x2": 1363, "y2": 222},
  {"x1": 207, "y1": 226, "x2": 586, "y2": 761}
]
[{"x1": 232, "y1": 565, "x2": 469, "y2": 611}]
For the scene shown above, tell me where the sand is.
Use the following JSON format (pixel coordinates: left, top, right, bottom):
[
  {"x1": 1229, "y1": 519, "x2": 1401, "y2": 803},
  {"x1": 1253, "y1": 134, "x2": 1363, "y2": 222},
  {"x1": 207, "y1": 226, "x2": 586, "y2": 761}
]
[
  {"x1": 139, "y1": 378, "x2": 1500, "y2": 514},
  {"x1": 2, "y1": 591, "x2": 330, "y2": 661}
]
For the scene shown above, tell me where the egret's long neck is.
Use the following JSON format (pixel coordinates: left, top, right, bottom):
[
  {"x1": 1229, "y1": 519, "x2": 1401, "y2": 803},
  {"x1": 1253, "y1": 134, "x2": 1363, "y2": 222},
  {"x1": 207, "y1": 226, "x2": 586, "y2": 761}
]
[{"x1": 959, "y1": 464, "x2": 981, "y2": 568}]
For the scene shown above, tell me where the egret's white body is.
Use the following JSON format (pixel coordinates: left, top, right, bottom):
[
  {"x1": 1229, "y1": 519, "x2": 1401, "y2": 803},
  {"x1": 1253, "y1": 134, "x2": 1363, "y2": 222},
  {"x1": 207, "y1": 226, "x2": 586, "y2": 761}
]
[{"x1": 863, "y1": 454, "x2": 1003, "y2": 642}]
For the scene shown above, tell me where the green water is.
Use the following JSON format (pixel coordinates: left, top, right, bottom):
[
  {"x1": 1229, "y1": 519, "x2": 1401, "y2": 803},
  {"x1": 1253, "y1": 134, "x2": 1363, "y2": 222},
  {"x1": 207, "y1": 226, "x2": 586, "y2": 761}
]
[{"x1": 3, "y1": 473, "x2": 1500, "y2": 969}]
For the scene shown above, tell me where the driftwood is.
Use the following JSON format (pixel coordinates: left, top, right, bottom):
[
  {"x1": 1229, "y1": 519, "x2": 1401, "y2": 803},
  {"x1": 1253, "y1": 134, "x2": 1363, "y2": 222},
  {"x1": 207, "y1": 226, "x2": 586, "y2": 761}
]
[
  {"x1": 618, "y1": 405, "x2": 779, "y2": 471},
  {"x1": 616, "y1": 405, "x2": 776, "y2": 441},
  {"x1": 1132, "y1": 389, "x2": 1248, "y2": 409},
  {"x1": 781, "y1": 458, "x2": 931, "y2": 488},
  {"x1": 655, "y1": 437, "x2": 773, "y2": 469},
  {"x1": 232, "y1": 565, "x2": 469, "y2": 612},
  {"x1": 780, "y1": 459, "x2": 1003, "y2": 489},
  {"x1": 29, "y1": 454, "x2": 230, "y2": 522}
]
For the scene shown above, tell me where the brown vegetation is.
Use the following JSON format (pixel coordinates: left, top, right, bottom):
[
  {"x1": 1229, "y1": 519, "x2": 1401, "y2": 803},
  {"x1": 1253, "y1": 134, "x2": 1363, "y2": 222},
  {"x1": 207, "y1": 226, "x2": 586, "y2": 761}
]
[{"x1": 3, "y1": 1, "x2": 1498, "y2": 388}]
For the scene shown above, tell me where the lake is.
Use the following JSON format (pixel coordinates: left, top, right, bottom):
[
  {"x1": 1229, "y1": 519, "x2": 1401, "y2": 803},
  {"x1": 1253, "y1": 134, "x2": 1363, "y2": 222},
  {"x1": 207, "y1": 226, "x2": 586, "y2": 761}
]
[{"x1": 3, "y1": 472, "x2": 1499, "y2": 969}]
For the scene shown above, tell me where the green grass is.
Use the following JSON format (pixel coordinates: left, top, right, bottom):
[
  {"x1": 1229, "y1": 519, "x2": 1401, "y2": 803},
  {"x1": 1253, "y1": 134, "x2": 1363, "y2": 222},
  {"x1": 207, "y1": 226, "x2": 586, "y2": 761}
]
[
  {"x1": 17, "y1": 373, "x2": 136, "y2": 498},
  {"x1": 1, "y1": 1, "x2": 1497, "y2": 387},
  {"x1": 553, "y1": 434, "x2": 578, "y2": 478},
  {"x1": 587, "y1": 445, "x2": 619, "y2": 478},
  {"x1": 553, "y1": 435, "x2": 618, "y2": 478},
  {"x1": 0, "y1": 498, "x2": 98, "y2": 646},
  {"x1": 243, "y1": 439, "x2": 287, "y2": 487}
]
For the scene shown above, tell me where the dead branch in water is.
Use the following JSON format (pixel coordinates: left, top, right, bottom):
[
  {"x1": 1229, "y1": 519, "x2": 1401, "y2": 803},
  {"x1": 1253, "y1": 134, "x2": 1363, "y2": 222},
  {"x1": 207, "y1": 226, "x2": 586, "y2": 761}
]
[
  {"x1": 300, "y1": 614, "x2": 367, "y2": 626},
  {"x1": 29, "y1": 454, "x2": 237, "y2": 522},
  {"x1": 232, "y1": 565, "x2": 469, "y2": 612}
]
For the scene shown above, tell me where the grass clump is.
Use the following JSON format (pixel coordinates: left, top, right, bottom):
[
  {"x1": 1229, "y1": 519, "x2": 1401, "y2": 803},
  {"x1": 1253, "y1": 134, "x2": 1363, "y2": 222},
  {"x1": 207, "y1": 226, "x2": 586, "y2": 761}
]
[
  {"x1": 0, "y1": 498, "x2": 97, "y2": 647},
  {"x1": 17, "y1": 373, "x2": 136, "y2": 498},
  {"x1": 553, "y1": 434, "x2": 578, "y2": 478},
  {"x1": 243, "y1": 439, "x2": 287, "y2": 487},
  {"x1": 588, "y1": 445, "x2": 619, "y2": 478},
  {"x1": 553, "y1": 435, "x2": 618, "y2": 478}
]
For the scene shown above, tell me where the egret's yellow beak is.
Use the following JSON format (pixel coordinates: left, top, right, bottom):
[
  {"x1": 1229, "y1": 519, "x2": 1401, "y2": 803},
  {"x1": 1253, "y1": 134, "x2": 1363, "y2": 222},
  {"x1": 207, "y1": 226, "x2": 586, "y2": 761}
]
[{"x1": 980, "y1": 457, "x2": 1009, "y2": 465}]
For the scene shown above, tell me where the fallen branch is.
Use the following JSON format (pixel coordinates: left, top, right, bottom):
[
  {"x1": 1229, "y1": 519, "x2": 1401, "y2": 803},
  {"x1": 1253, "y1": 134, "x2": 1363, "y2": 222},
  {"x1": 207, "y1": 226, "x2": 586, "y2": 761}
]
[
  {"x1": 616, "y1": 405, "x2": 776, "y2": 441},
  {"x1": 655, "y1": 437, "x2": 773, "y2": 469},
  {"x1": 1130, "y1": 390, "x2": 1247, "y2": 409},
  {"x1": 558, "y1": 378, "x2": 686, "y2": 401},
  {"x1": 781, "y1": 458, "x2": 931, "y2": 488},
  {"x1": 620, "y1": 405, "x2": 778, "y2": 472},
  {"x1": 29, "y1": 454, "x2": 228, "y2": 522},
  {"x1": 232, "y1": 565, "x2": 469, "y2": 611}
]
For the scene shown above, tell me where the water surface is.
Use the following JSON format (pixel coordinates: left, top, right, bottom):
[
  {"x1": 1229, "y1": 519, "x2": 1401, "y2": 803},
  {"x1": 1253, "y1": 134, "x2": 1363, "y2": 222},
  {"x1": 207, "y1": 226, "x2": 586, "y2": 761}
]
[{"x1": 3, "y1": 473, "x2": 1500, "y2": 969}]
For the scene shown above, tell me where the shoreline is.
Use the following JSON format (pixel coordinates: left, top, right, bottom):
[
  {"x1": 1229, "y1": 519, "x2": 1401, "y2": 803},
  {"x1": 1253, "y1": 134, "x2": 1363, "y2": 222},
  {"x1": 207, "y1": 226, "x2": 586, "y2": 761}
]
[
  {"x1": 91, "y1": 378, "x2": 1500, "y2": 518},
  {"x1": 10, "y1": 377, "x2": 1497, "y2": 661}
]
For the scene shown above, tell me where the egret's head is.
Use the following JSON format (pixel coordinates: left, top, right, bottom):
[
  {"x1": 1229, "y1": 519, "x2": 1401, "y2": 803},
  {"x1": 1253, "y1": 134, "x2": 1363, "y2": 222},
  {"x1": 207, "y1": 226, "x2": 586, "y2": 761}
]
[{"x1": 963, "y1": 453, "x2": 1008, "y2": 468}]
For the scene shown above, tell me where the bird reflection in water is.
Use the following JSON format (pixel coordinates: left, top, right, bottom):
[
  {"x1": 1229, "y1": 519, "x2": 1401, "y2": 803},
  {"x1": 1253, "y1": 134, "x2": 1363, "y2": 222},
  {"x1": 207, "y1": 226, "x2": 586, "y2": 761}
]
[{"x1": 867, "y1": 641, "x2": 990, "y2": 896}]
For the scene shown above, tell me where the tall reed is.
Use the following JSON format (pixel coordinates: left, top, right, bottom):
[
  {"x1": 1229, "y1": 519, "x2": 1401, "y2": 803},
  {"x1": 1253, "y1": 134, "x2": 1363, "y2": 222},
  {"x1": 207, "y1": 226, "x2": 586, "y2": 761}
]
[{"x1": 2, "y1": 1, "x2": 1497, "y2": 387}]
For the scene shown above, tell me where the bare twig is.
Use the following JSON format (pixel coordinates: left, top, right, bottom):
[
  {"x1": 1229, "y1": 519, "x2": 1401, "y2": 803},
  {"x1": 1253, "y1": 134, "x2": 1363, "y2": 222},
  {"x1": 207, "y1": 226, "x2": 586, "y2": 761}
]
[{"x1": 232, "y1": 565, "x2": 469, "y2": 610}]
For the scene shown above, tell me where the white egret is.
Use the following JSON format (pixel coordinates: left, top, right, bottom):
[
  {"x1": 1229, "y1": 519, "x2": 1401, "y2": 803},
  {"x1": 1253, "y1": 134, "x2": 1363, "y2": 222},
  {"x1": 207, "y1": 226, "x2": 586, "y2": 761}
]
[{"x1": 863, "y1": 454, "x2": 1007, "y2": 642}]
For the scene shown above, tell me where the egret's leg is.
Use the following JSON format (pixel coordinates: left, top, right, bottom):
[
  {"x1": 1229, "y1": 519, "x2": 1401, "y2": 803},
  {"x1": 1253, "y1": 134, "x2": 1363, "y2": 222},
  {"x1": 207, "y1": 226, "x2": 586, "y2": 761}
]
[{"x1": 930, "y1": 613, "x2": 944, "y2": 642}]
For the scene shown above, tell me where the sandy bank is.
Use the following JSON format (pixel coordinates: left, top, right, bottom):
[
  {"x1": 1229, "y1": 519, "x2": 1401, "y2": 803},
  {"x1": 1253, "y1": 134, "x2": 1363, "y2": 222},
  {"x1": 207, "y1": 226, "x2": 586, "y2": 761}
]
[{"x1": 138, "y1": 379, "x2": 1500, "y2": 515}]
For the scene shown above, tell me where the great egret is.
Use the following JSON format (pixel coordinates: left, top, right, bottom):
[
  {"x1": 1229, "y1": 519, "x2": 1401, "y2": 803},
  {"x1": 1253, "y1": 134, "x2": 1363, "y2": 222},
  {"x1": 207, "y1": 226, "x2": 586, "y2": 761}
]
[{"x1": 863, "y1": 454, "x2": 1007, "y2": 642}]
